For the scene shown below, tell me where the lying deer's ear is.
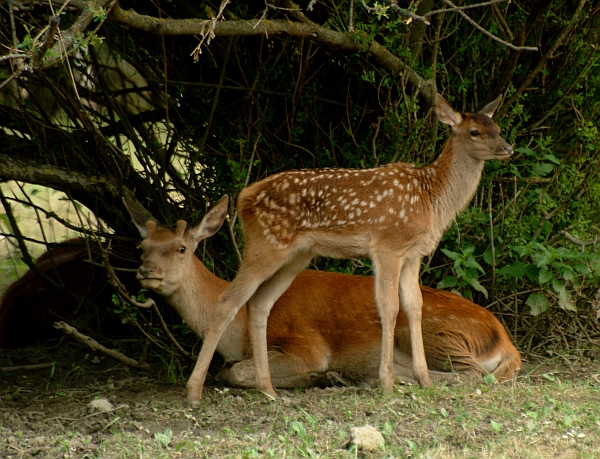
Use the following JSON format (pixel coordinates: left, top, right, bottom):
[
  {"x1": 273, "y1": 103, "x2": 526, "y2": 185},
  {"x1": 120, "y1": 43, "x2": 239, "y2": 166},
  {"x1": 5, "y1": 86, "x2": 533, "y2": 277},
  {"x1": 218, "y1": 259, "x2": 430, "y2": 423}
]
[
  {"x1": 435, "y1": 94, "x2": 462, "y2": 128},
  {"x1": 479, "y1": 95, "x2": 502, "y2": 118},
  {"x1": 123, "y1": 197, "x2": 157, "y2": 239},
  {"x1": 189, "y1": 195, "x2": 229, "y2": 242}
]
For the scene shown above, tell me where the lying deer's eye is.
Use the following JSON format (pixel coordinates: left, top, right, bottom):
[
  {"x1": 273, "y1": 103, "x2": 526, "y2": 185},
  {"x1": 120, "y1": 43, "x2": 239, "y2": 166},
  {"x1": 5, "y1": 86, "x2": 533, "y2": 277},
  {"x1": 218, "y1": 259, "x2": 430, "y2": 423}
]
[
  {"x1": 178, "y1": 246, "x2": 186, "y2": 254},
  {"x1": 470, "y1": 130, "x2": 480, "y2": 137}
]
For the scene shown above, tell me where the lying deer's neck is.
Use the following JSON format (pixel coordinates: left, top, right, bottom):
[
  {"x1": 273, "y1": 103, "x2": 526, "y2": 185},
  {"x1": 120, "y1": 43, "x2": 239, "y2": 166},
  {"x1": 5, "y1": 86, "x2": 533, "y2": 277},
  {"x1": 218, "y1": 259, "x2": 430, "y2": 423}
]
[{"x1": 164, "y1": 257, "x2": 248, "y2": 361}]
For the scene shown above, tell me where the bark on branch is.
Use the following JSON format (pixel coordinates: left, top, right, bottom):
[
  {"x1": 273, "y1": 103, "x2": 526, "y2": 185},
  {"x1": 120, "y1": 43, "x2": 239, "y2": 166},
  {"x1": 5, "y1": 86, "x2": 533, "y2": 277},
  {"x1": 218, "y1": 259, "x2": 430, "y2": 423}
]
[
  {"x1": 54, "y1": 321, "x2": 148, "y2": 368},
  {"x1": 0, "y1": 154, "x2": 135, "y2": 203},
  {"x1": 108, "y1": 3, "x2": 436, "y2": 105},
  {"x1": 19, "y1": 0, "x2": 116, "y2": 70}
]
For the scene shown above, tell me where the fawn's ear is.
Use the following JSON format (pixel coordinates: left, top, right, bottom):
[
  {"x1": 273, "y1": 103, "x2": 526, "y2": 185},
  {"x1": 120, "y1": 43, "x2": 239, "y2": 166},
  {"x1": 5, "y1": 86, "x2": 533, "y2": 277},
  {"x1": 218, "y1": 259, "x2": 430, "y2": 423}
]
[
  {"x1": 123, "y1": 197, "x2": 157, "y2": 239},
  {"x1": 435, "y1": 94, "x2": 462, "y2": 128},
  {"x1": 478, "y1": 95, "x2": 502, "y2": 118},
  {"x1": 188, "y1": 195, "x2": 229, "y2": 242}
]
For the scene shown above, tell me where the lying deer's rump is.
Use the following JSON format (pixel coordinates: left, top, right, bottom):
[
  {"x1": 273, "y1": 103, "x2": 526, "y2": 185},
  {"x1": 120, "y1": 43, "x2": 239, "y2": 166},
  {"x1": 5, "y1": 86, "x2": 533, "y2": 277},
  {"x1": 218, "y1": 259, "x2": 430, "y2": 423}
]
[{"x1": 0, "y1": 240, "x2": 136, "y2": 348}]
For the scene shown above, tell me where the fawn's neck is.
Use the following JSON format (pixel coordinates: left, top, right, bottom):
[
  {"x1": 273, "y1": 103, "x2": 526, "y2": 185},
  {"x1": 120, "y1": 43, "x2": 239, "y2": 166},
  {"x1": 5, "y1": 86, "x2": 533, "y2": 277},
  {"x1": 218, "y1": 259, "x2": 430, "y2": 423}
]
[{"x1": 428, "y1": 139, "x2": 485, "y2": 233}]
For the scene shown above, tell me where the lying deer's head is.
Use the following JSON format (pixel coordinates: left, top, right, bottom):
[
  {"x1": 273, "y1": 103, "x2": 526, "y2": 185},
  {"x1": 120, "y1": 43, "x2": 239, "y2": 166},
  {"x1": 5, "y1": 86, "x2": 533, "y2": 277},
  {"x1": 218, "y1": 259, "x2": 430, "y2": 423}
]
[{"x1": 124, "y1": 196, "x2": 229, "y2": 296}]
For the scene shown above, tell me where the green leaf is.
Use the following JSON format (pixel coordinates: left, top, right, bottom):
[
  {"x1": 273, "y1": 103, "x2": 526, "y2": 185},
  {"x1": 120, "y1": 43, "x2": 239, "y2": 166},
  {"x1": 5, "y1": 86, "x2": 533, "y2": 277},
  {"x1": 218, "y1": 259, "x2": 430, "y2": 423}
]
[
  {"x1": 441, "y1": 248, "x2": 461, "y2": 261},
  {"x1": 561, "y1": 268, "x2": 575, "y2": 282},
  {"x1": 534, "y1": 249, "x2": 552, "y2": 268},
  {"x1": 542, "y1": 153, "x2": 561, "y2": 165},
  {"x1": 527, "y1": 293, "x2": 550, "y2": 316},
  {"x1": 500, "y1": 262, "x2": 527, "y2": 279},
  {"x1": 483, "y1": 247, "x2": 494, "y2": 265},
  {"x1": 539, "y1": 269, "x2": 553, "y2": 284},
  {"x1": 464, "y1": 258, "x2": 485, "y2": 274},
  {"x1": 154, "y1": 429, "x2": 172, "y2": 448},
  {"x1": 484, "y1": 373, "x2": 496, "y2": 385},
  {"x1": 467, "y1": 278, "x2": 488, "y2": 299},
  {"x1": 461, "y1": 245, "x2": 476, "y2": 256},
  {"x1": 557, "y1": 288, "x2": 576, "y2": 312},
  {"x1": 437, "y1": 276, "x2": 458, "y2": 289},
  {"x1": 525, "y1": 264, "x2": 540, "y2": 282},
  {"x1": 551, "y1": 278, "x2": 565, "y2": 292},
  {"x1": 512, "y1": 245, "x2": 529, "y2": 257},
  {"x1": 490, "y1": 419, "x2": 502, "y2": 434},
  {"x1": 573, "y1": 263, "x2": 590, "y2": 276},
  {"x1": 515, "y1": 147, "x2": 536, "y2": 156},
  {"x1": 532, "y1": 163, "x2": 554, "y2": 177}
]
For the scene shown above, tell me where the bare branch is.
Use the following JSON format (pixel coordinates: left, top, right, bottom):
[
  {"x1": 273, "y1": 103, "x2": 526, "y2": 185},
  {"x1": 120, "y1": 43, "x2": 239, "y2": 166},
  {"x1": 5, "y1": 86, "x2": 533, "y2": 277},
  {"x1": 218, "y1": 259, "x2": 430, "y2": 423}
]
[
  {"x1": 439, "y1": 0, "x2": 538, "y2": 52},
  {"x1": 426, "y1": 0, "x2": 509, "y2": 17},
  {"x1": 498, "y1": 0, "x2": 591, "y2": 118},
  {"x1": 0, "y1": 53, "x2": 28, "y2": 62},
  {"x1": 549, "y1": 230, "x2": 600, "y2": 248},
  {"x1": 33, "y1": 15, "x2": 61, "y2": 66},
  {"x1": 359, "y1": 0, "x2": 430, "y2": 25},
  {"x1": 109, "y1": 5, "x2": 436, "y2": 105},
  {"x1": 280, "y1": 0, "x2": 315, "y2": 25},
  {"x1": 0, "y1": 154, "x2": 123, "y2": 200},
  {"x1": 24, "y1": 0, "x2": 115, "y2": 70},
  {"x1": 152, "y1": 302, "x2": 191, "y2": 358},
  {"x1": 1, "y1": 363, "x2": 54, "y2": 372},
  {"x1": 54, "y1": 321, "x2": 149, "y2": 368},
  {"x1": 4, "y1": 0, "x2": 31, "y2": 9}
]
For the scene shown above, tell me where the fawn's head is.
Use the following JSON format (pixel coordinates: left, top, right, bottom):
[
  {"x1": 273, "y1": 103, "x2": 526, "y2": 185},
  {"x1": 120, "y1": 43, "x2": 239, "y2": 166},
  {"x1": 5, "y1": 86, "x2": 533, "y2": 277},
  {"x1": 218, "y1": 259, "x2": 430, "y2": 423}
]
[
  {"x1": 435, "y1": 94, "x2": 513, "y2": 161},
  {"x1": 125, "y1": 196, "x2": 229, "y2": 296}
]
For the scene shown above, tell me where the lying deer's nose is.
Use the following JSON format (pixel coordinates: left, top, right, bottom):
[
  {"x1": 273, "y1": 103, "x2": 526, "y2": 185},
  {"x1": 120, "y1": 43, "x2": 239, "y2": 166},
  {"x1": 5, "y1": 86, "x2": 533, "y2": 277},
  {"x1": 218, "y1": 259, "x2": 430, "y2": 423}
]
[
  {"x1": 503, "y1": 145, "x2": 513, "y2": 155},
  {"x1": 138, "y1": 265, "x2": 156, "y2": 278}
]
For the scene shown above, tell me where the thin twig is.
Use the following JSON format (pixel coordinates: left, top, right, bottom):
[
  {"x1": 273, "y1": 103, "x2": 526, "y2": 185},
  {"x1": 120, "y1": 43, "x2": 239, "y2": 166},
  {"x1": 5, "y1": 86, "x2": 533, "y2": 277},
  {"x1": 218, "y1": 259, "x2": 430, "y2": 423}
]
[
  {"x1": 548, "y1": 230, "x2": 600, "y2": 248},
  {"x1": 1, "y1": 363, "x2": 55, "y2": 372},
  {"x1": 54, "y1": 321, "x2": 148, "y2": 368},
  {"x1": 101, "y1": 244, "x2": 156, "y2": 309},
  {"x1": 0, "y1": 53, "x2": 27, "y2": 62},
  {"x1": 439, "y1": 0, "x2": 538, "y2": 51},
  {"x1": 359, "y1": 0, "x2": 430, "y2": 25},
  {"x1": 372, "y1": 116, "x2": 383, "y2": 166},
  {"x1": 100, "y1": 241, "x2": 192, "y2": 358},
  {"x1": 227, "y1": 134, "x2": 261, "y2": 266},
  {"x1": 426, "y1": 0, "x2": 508, "y2": 16},
  {"x1": 0, "y1": 188, "x2": 64, "y2": 293},
  {"x1": 33, "y1": 16, "x2": 61, "y2": 66},
  {"x1": 152, "y1": 303, "x2": 191, "y2": 358}
]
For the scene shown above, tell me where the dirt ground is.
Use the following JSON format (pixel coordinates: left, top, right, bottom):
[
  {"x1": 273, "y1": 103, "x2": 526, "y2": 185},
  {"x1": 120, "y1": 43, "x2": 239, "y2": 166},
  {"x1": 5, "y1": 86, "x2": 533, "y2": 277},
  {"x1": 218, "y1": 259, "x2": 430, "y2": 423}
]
[
  {"x1": 1, "y1": 337, "x2": 599, "y2": 459},
  {"x1": 0, "y1": 338, "x2": 203, "y2": 458}
]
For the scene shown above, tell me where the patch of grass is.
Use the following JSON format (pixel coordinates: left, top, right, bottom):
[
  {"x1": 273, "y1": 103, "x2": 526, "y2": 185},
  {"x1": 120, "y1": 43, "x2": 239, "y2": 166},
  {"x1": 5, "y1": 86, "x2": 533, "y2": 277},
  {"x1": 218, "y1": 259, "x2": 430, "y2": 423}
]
[{"x1": 1, "y1": 366, "x2": 599, "y2": 458}]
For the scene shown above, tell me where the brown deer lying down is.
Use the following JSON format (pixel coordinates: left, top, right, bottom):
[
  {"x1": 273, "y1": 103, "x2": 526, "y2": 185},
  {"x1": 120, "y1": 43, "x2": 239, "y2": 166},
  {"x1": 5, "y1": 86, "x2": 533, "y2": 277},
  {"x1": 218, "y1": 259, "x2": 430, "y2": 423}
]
[
  {"x1": 129, "y1": 196, "x2": 521, "y2": 393},
  {"x1": 0, "y1": 240, "x2": 136, "y2": 348}
]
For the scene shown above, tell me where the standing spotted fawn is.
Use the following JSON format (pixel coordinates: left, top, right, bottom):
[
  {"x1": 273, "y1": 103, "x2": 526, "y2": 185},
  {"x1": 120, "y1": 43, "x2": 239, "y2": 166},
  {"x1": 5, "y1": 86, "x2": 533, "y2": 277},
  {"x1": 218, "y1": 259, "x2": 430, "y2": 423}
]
[{"x1": 185, "y1": 94, "x2": 513, "y2": 402}]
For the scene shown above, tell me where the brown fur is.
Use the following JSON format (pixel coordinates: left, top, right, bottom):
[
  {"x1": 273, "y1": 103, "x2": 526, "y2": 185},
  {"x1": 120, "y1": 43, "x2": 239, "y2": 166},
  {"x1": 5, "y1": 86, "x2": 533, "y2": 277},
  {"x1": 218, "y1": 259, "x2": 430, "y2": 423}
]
[
  {"x1": 0, "y1": 240, "x2": 136, "y2": 348},
  {"x1": 187, "y1": 94, "x2": 513, "y2": 401},
  {"x1": 131, "y1": 202, "x2": 520, "y2": 397}
]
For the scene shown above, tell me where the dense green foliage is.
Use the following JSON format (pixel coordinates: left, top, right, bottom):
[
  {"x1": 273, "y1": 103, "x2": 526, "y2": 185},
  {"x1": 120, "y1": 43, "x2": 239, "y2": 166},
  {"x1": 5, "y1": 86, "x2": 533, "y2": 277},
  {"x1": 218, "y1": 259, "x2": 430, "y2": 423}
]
[{"x1": 0, "y1": 0, "x2": 599, "y2": 353}]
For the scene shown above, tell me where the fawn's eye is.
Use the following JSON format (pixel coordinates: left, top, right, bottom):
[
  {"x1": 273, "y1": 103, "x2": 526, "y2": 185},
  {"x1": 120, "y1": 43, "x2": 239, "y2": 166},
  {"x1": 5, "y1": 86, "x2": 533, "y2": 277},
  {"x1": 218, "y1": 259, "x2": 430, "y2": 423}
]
[
  {"x1": 470, "y1": 130, "x2": 480, "y2": 137},
  {"x1": 178, "y1": 246, "x2": 186, "y2": 254}
]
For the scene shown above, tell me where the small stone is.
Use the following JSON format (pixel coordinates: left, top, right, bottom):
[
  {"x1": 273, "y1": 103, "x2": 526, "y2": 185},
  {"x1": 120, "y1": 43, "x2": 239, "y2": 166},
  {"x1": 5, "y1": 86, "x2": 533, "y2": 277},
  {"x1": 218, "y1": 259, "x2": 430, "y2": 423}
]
[
  {"x1": 87, "y1": 398, "x2": 114, "y2": 413},
  {"x1": 349, "y1": 425, "x2": 385, "y2": 452}
]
